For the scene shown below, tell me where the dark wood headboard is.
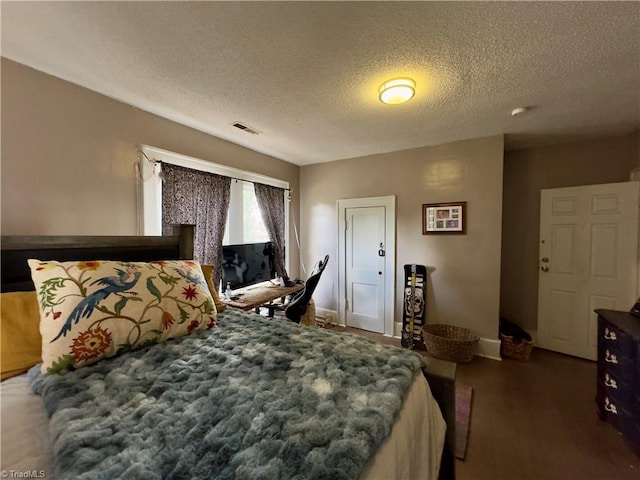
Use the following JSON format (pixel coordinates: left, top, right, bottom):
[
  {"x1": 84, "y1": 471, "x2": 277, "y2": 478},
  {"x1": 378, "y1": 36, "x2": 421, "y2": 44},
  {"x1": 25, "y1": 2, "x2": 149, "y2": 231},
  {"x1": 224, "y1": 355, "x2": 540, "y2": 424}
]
[{"x1": 1, "y1": 225, "x2": 194, "y2": 292}]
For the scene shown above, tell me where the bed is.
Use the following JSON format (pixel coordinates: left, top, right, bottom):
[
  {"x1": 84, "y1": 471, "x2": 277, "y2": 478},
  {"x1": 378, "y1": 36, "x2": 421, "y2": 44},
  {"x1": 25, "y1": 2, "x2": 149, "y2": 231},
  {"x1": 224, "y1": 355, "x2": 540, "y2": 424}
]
[{"x1": 0, "y1": 225, "x2": 456, "y2": 479}]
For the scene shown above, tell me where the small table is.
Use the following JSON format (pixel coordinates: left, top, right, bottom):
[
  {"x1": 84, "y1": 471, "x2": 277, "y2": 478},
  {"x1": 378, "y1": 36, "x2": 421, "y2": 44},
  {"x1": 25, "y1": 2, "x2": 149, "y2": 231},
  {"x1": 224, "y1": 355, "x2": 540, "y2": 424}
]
[{"x1": 223, "y1": 283, "x2": 304, "y2": 312}]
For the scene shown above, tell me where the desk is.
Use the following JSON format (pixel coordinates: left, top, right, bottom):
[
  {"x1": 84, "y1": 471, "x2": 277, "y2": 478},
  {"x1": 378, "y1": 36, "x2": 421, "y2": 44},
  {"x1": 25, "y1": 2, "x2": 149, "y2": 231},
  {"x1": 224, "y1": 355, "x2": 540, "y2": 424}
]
[{"x1": 223, "y1": 283, "x2": 304, "y2": 312}]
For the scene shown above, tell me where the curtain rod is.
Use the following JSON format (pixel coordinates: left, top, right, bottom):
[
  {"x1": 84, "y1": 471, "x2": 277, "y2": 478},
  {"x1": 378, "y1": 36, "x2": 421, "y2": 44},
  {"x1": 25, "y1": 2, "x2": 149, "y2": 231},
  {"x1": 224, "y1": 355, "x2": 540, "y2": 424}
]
[{"x1": 139, "y1": 149, "x2": 293, "y2": 194}]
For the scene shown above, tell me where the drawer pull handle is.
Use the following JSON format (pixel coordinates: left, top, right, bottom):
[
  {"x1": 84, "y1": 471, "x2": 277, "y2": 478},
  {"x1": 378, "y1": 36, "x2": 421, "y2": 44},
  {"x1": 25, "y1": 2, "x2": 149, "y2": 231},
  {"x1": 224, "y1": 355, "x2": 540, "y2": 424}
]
[
  {"x1": 604, "y1": 374, "x2": 618, "y2": 389},
  {"x1": 604, "y1": 328, "x2": 617, "y2": 341},
  {"x1": 605, "y1": 350, "x2": 618, "y2": 364},
  {"x1": 605, "y1": 397, "x2": 618, "y2": 414}
]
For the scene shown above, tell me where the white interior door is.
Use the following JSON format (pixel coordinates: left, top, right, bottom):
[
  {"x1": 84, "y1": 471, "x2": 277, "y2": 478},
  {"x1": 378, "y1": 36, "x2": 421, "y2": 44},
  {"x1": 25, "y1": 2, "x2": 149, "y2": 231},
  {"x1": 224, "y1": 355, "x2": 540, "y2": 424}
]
[
  {"x1": 338, "y1": 196, "x2": 396, "y2": 336},
  {"x1": 345, "y1": 206, "x2": 385, "y2": 332},
  {"x1": 537, "y1": 182, "x2": 640, "y2": 360}
]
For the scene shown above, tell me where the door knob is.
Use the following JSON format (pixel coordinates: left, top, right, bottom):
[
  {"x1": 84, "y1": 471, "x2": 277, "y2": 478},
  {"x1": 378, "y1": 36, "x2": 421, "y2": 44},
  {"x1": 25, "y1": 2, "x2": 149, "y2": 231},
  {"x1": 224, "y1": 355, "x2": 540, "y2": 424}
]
[{"x1": 540, "y1": 265, "x2": 549, "y2": 272}]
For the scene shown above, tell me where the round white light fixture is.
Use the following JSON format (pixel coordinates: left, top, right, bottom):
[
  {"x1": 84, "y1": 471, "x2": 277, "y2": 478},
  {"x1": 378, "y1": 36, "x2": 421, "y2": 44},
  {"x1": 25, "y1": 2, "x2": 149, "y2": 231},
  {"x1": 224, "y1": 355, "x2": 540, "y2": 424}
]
[
  {"x1": 511, "y1": 107, "x2": 528, "y2": 117},
  {"x1": 379, "y1": 77, "x2": 416, "y2": 105}
]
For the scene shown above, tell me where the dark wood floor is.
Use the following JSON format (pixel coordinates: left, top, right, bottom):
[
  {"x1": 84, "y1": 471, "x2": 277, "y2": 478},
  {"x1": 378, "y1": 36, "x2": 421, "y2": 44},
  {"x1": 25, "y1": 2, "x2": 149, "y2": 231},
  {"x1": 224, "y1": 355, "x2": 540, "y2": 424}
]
[{"x1": 325, "y1": 325, "x2": 639, "y2": 480}]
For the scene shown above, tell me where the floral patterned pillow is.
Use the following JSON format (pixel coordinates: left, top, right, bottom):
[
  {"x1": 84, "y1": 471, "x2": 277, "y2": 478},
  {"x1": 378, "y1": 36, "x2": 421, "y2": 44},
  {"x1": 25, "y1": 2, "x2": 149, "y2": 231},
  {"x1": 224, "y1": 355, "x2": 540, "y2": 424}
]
[{"x1": 28, "y1": 259, "x2": 217, "y2": 374}]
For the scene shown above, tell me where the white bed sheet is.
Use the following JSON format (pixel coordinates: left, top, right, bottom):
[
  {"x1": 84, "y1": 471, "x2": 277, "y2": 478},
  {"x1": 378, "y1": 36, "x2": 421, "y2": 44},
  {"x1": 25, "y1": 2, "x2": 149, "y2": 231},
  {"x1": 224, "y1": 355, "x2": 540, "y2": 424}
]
[
  {"x1": 1, "y1": 372, "x2": 445, "y2": 479},
  {"x1": 361, "y1": 373, "x2": 446, "y2": 480},
  {"x1": 0, "y1": 374, "x2": 54, "y2": 475}
]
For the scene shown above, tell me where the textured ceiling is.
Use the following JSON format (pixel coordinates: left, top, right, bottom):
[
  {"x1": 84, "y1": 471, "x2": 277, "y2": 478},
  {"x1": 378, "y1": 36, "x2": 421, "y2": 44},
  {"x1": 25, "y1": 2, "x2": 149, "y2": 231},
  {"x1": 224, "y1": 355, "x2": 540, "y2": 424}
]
[{"x1": 1, "y1": 1, "x2": 639, "y2": 166}]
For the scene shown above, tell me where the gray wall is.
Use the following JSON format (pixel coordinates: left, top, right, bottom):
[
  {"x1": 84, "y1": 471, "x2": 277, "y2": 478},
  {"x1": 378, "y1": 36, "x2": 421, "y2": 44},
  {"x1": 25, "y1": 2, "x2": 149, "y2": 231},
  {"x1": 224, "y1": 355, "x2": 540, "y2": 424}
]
[
  {"x1": 300, "y1": 136, "x2": 504, "y2": 340},
  {"x1": 500, "y1": 131, "x2": 640, "y2": 333},
  {"x1": 1, "y1": 58, "x2": 301, "y2": 279}
]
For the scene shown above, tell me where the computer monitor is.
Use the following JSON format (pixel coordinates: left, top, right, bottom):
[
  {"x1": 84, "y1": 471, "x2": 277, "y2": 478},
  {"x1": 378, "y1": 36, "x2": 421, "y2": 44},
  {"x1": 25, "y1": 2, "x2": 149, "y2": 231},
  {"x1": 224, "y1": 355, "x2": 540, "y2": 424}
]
[{"x1": 221, "y1": 241, "x2": 275, "y2": 291}]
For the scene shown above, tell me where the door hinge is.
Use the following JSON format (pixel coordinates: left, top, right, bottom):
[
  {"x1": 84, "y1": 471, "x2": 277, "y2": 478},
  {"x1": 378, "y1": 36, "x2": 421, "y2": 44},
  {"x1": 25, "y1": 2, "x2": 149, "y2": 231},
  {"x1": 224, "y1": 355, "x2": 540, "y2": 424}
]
[{"x1": 345, "y1": 299, "x2": 349, "y2": 310}]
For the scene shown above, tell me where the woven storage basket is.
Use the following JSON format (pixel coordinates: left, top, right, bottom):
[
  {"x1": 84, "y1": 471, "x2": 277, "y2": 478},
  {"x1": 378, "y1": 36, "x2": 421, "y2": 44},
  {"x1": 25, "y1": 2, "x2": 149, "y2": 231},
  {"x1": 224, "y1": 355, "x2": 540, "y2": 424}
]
[
  {"x1": 500, "y1": 333, "x2": 534, "y2": 361},
  {"x1": 422, "y1": 324, "x2": 479, "y2": 363}
]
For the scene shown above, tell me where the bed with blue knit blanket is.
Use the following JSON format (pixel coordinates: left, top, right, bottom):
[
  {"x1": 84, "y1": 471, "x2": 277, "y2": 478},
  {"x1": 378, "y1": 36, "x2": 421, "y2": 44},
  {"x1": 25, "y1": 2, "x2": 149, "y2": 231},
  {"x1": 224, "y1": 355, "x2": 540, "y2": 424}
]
[
  {"x1": 0, "y1": 227, "x2": 451, "y2": 479},
  {"x1": 25, "y1": 309, "x2": 440, "y2": 479}
]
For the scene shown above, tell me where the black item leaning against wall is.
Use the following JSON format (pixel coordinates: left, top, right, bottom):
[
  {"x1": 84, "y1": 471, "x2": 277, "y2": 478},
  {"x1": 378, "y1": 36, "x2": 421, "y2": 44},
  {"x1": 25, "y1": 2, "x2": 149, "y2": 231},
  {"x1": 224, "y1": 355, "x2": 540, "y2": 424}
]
[{"x1": 284, "y1": 255, "x2": 329, "y2": 323}]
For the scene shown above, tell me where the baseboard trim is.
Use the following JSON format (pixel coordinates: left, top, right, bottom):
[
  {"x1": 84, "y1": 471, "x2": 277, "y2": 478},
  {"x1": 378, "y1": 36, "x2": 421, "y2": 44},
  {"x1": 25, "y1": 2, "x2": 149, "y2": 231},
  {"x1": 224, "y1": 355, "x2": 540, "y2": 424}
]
[
  {"x1": 394, "y1": 321, "x2": 403, "y2": 338},
  {"x1": 476, "y1": 337, "x2": 502, "y2": 361},
  {"x1": 328, "y1": 316, "x2": 502, "y2": 361},
  {"x1": 316, "y1": 308, "x2": 341, "y2": 326}
]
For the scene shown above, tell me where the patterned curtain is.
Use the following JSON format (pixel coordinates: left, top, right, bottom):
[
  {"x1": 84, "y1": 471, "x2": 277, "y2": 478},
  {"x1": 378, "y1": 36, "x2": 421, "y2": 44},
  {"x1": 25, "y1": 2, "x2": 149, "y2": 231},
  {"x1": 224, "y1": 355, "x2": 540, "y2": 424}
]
[
  {"x1": 254, "y1": 183, "x2": 290, "y2": 282},
  {"x1": 161, "y1": 163, "x2": 231, "y2": 289}
]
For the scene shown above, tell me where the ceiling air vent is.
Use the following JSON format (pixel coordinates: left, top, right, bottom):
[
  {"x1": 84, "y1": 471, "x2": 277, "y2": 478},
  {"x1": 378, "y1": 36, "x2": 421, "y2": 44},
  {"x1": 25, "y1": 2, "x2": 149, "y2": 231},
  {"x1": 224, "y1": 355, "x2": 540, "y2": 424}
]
[{"x1": 231, "y1": 122, "x2": 261, "y2": 135}]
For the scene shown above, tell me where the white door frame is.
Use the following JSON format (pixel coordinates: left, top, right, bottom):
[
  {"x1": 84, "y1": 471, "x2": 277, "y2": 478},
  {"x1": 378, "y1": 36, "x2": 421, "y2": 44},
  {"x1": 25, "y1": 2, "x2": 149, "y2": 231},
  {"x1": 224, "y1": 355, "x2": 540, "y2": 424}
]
[{"x1": 338, "y1": 196, "x2": 396, "y2": 336}]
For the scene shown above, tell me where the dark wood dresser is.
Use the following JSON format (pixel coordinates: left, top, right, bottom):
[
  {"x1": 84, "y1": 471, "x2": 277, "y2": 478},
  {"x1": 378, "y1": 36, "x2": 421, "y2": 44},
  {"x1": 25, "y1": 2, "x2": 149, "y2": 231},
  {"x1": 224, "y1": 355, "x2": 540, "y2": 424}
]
[{"x1": 595, "y1": 309, "x2": 640, "y2": 456}]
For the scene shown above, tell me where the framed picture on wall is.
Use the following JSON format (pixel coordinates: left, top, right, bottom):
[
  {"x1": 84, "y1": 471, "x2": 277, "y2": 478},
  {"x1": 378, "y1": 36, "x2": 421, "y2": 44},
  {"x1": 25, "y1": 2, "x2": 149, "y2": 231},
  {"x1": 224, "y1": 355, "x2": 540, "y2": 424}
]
[{"x1": 422, "y1": 202, "x2": 467, "y2": 234}]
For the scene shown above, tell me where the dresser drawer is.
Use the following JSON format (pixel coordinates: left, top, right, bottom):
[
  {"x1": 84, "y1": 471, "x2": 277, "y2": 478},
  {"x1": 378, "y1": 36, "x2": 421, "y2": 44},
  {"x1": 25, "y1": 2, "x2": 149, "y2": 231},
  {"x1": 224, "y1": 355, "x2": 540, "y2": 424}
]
[
  {"x1": 599, "y1": 318, "x2": 637, "y2": 359},
  {"x1": 600, "y1": 394, "x2": 636, "y2": 434},
  {"x1": 598, "y1": 379, "x2": 638, "y2": 416},
  {"x1": 597, "y1": 370, "x2": 625, "y2": 396},
  {"x1": 597, "y1": 346, "x2": 637, "y2": 385}
]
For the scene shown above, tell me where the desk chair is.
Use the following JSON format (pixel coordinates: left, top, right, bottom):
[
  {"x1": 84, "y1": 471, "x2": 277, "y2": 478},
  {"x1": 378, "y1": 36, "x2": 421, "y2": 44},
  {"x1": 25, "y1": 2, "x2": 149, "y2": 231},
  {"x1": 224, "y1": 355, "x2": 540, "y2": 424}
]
[
  {"x1": 285, "y1": 255, "x2": 329, "y2": 323},
  {"x1": 263, "y1": 255, "x2": 329, "y2": 323}
]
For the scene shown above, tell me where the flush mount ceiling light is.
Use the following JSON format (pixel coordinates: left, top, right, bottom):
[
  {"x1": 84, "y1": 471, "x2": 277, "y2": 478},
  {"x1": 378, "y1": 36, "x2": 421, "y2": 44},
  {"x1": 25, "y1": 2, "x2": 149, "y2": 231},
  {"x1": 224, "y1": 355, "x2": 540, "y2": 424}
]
[
  {"x1": 379, "y1": 77, "x2": 416, "y2": 105},
  {"x1": 511, "y1": 107, "x2": 528, "y2": 117}
]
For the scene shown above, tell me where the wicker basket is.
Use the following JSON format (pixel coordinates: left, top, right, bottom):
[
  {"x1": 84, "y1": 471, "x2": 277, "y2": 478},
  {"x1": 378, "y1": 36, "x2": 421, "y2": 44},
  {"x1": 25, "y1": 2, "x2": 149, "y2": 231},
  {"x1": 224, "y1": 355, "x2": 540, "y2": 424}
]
[
  {"x1": 500, "y1": 333, "x2": 534, "y2": 361},
  {"x1": 422, "y1": 324, "x2": 479, "y2": 363}
]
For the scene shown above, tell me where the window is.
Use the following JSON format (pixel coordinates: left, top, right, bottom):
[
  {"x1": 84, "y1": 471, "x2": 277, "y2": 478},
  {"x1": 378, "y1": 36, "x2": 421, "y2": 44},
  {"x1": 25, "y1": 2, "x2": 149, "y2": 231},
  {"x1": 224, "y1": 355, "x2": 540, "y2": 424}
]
[
  {"x1": 224, "y1": 180, "x2": 270, "y2": 245},
  {"x1": 139, "y1": 144, "x2": 289, "y2": 263}
]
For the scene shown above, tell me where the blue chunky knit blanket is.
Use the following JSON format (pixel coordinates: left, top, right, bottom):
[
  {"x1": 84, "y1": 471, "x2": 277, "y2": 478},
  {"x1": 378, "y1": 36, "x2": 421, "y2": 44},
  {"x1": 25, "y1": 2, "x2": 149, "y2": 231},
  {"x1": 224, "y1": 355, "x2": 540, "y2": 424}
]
[{"x1": 30, "y1": 308, "x2": 423, "y2": 479}]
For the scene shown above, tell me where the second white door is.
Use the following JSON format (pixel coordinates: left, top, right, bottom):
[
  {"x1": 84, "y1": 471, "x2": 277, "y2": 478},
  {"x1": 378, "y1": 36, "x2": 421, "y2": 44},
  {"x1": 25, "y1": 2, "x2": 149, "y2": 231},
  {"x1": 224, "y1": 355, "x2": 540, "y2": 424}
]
[
  {"x1": 537, "y1": 181, "x2": 639, "y2": 360},
  {"x1": 345, "y1": 206, "x2": 386, "y2": 333}
]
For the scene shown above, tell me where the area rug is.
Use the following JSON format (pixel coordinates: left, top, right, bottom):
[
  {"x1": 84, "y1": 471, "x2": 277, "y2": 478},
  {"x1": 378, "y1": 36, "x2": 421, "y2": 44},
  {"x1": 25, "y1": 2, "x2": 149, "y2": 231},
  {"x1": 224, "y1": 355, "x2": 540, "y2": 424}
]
[{"x1": 456, "y1": 384, "x2": 473, "y2": 460}]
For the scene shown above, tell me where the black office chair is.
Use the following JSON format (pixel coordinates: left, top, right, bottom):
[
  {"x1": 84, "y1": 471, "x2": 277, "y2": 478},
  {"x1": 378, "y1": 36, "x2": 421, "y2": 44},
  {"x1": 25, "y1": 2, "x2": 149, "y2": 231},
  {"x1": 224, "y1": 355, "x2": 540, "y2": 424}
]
[{"x1": 284, "y1": 255, "x2": 329, "y2": 323}]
